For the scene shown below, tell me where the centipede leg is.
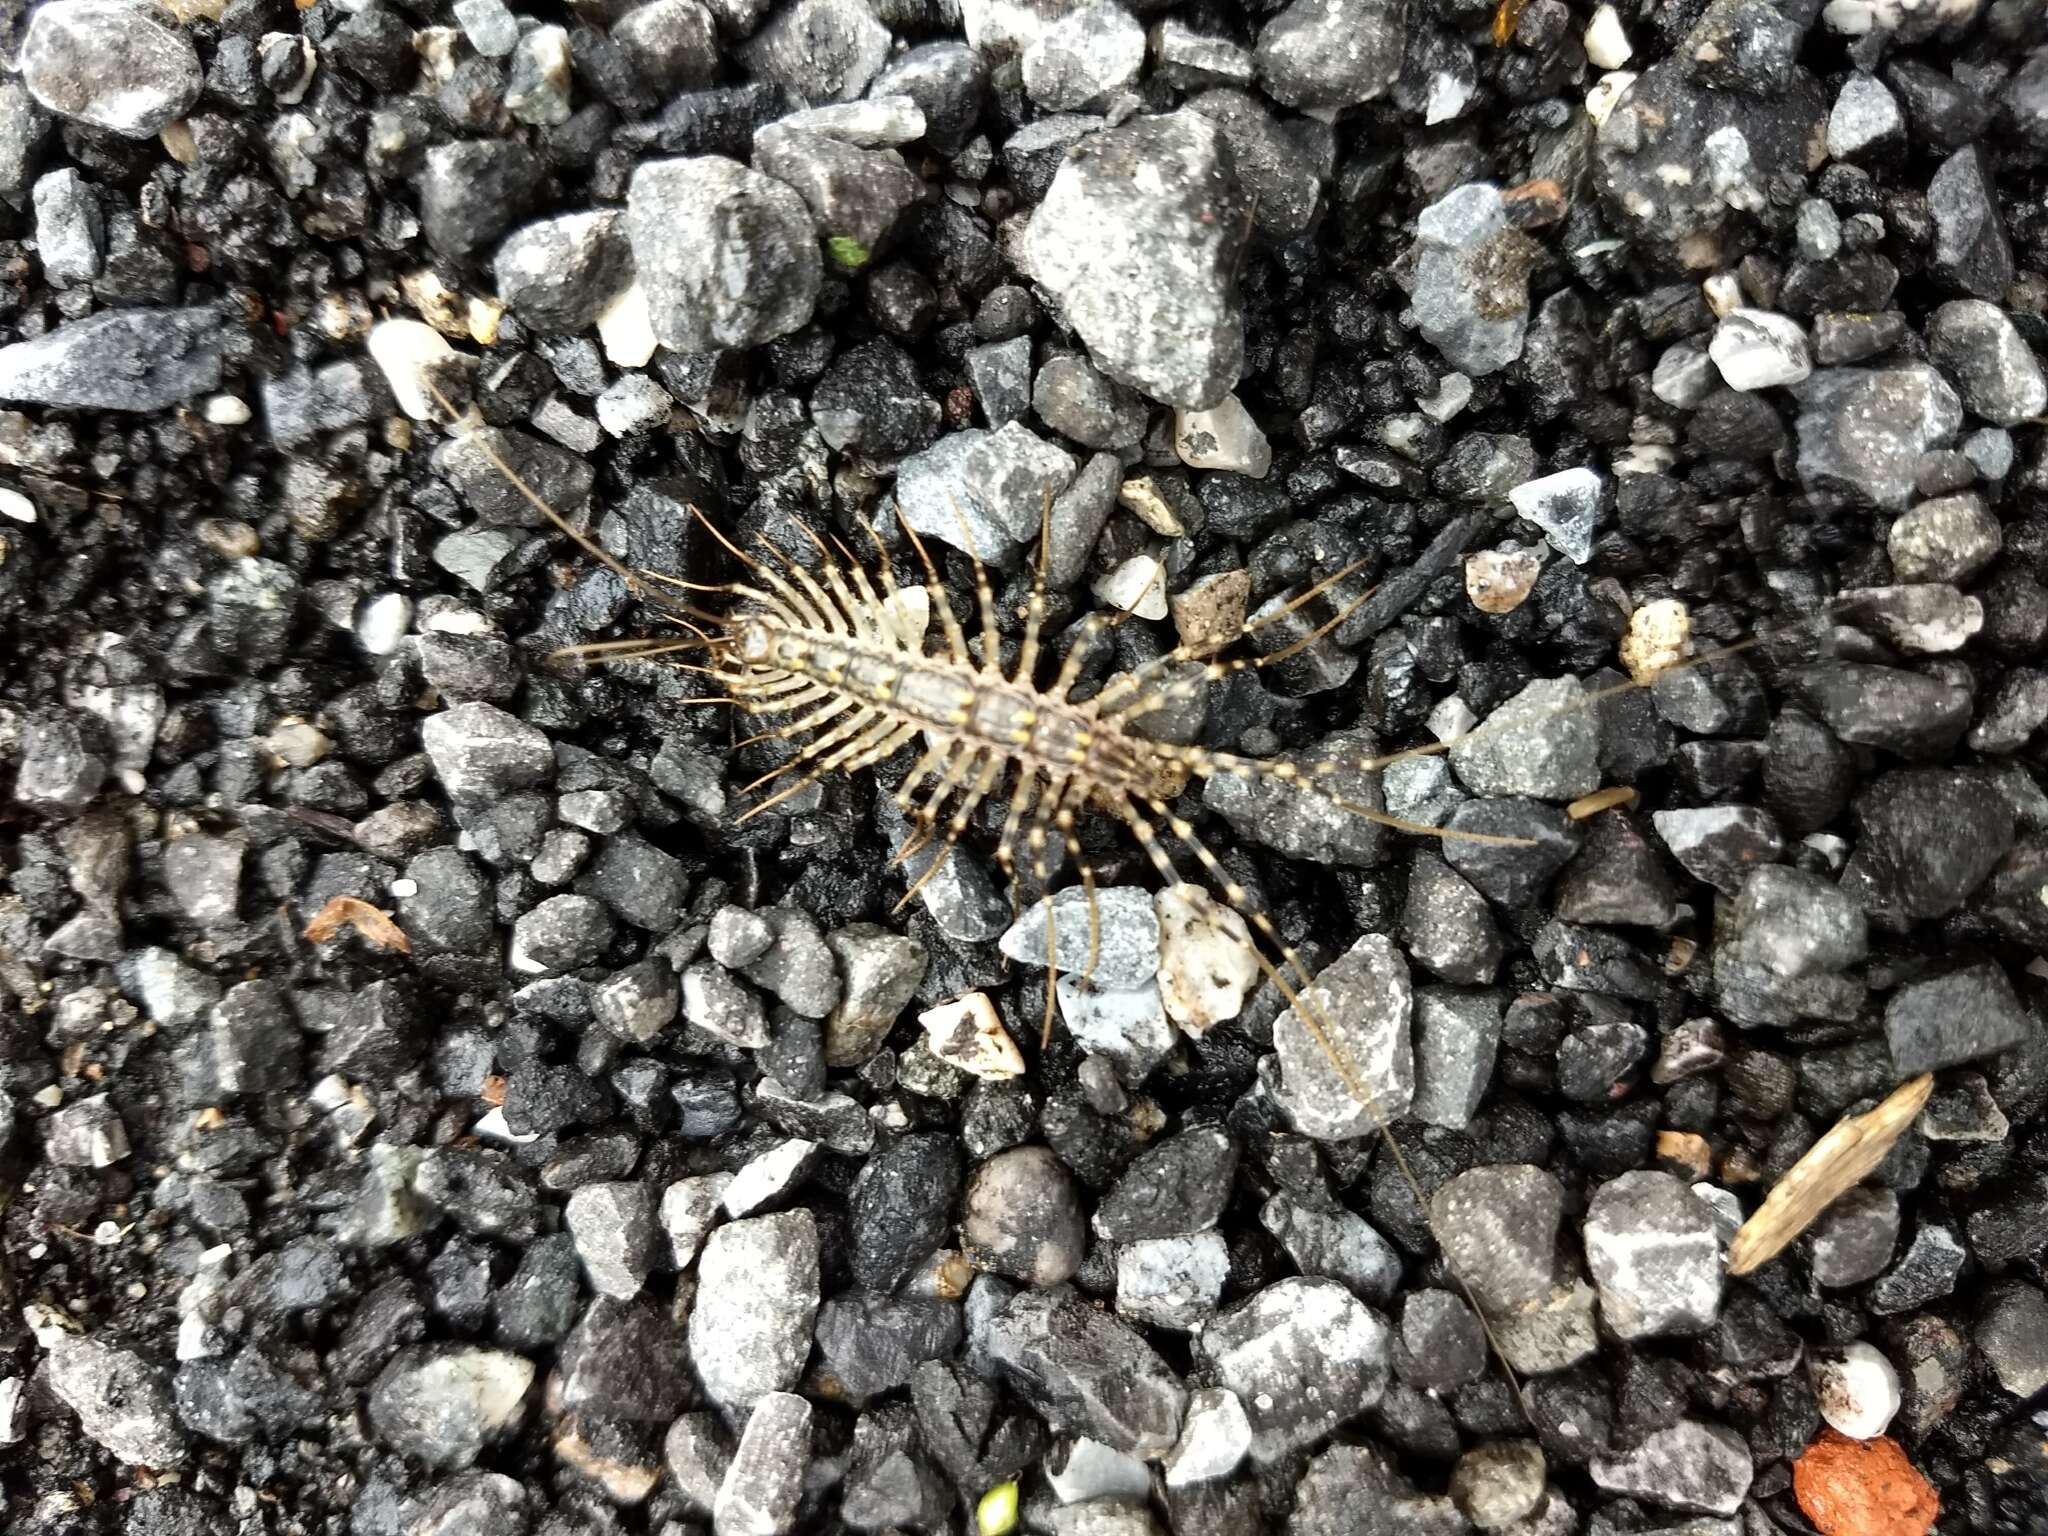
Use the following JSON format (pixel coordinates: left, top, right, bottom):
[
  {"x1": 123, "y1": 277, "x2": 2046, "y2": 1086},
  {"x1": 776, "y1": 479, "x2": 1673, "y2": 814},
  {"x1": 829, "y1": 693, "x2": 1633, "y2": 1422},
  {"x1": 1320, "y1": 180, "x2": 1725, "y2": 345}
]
[
  {"x1": 1123, "y1": 789, "x2": 1532, "y2": 1422},
  {"x1": 891, "y1": 748, "x2": 986, "y2": 914},
  {"x1": 895, "y1": 505, "x2": 974, "y2": 665},
  {"x1": 1049, "y1": 613, "x2": 1114, "y2": 700},
  {"x1": 1013, "y1": 490, "x2": 1054, "y2": 684},
  {"x1": 943, "y1": 492, "x2": 1005, "y2": 674}
]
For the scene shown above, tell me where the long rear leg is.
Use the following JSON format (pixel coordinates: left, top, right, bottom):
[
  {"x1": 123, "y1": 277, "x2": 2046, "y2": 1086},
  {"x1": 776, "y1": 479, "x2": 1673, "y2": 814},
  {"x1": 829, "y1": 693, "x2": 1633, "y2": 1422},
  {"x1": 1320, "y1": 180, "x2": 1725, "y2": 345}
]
[{"x1": 1116, "y1": 788, "x2": 1530, "y2": 1418}]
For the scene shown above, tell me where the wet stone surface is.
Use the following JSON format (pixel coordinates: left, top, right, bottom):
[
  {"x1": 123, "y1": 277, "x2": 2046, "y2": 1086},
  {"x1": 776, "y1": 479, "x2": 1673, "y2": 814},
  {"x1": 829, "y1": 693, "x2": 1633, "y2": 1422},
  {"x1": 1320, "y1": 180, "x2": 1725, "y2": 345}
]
[{"x1": 0, "y1": 3, "x2": 2040, "y2": 1532}]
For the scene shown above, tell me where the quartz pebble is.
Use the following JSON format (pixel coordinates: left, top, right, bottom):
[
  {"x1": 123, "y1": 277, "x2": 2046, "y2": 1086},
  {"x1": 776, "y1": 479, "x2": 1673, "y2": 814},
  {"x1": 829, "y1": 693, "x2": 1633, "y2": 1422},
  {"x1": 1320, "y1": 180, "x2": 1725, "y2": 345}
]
[
  {"x1": 1507, "y1": 468, "x2": 1603, "y2": 565},
  {"x1": 1000, "y1": 887, "x2": 1159, "y2": 992},
  {"x1": 1174, "y1": 396, "x2": 1272, "y2": 478},
  {"x1": 1163, "y1": 1388, "x2": 1251, "y2": 1487},
  {"x1": 1811, "y1": 1342, "x2": 1902, "y2": 1440},
  {"x1": 1710, "y1": 309, "x2": 1812, "y2": 391},
  {"x1": 1585, "y1": 5, "x2": 1632, "y2": 68}
]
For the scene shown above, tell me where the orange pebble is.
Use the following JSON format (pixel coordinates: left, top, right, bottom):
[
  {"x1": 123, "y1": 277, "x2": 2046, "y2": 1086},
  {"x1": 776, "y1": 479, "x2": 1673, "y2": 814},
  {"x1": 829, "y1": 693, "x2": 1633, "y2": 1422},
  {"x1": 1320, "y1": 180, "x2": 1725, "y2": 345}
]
[{"x1": 1793, "y1": 1430, "x2": 1939, "y2": 1536}]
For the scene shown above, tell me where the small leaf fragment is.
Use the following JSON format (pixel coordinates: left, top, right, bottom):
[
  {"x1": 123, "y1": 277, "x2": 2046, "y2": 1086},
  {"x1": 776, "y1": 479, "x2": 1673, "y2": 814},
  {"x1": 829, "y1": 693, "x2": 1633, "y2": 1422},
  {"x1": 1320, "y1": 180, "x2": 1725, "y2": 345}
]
[
  {"x1": 825, "y1": 235, "x2": 870, "y2": 269},
  {"x1": 302, "y1": 895, "x2": 413, "y2": 955}
]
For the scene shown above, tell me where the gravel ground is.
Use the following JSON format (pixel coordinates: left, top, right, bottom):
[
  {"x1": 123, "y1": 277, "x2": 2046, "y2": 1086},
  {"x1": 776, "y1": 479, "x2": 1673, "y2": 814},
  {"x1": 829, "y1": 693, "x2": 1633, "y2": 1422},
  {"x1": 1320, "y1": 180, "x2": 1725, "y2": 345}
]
[{"x1": 2, "y1": 1, "x2": 2048, "y2": 1534}]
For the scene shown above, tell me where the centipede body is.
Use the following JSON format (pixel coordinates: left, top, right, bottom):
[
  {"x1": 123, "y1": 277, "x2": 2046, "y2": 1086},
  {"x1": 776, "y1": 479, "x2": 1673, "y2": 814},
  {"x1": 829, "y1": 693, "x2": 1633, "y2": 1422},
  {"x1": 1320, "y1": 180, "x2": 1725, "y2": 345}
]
[{"x1": 429, "y1": 387, "x2": 1752, "y2": 1421}]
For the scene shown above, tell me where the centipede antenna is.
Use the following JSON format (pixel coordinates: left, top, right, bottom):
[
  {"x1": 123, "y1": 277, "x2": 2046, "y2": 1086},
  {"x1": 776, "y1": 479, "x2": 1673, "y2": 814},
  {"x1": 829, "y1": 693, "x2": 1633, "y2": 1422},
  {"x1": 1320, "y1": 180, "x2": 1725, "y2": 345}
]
[
  {"x1": 688, "y1": 503, "x2": 772, "y2": 574},
  {"x1": 638, "y1": 571, "x2": 732, "y2": 596},
  {"x1": 546, "y1": 636, "x2": 716, "y2": 663},
  {"x1": 423, "y1": 382, "x2": 653, "y2": 600}
]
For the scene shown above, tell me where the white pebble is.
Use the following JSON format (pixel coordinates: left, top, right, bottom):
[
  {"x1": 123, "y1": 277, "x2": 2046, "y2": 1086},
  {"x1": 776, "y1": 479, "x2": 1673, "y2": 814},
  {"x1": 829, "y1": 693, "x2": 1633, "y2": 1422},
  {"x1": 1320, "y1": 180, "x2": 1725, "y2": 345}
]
[
  {"x1": 424, "y1": 607, "x2": 490, "y2": 636},
  {"x1": 597, "y1": 281, "x2": 658, "y2": 368},
  {"x1": 1651, "y1": 338, "x2": 1716, "y2": 409},
  {"x1": 1428, "y1": 694, "x2": 1477, "y2": 742},
  {"x1": 1585, "y1": 4, "x2": 1632, "y2": 68},
  {"x1": 203, "y1": 394, "x2": 251, "y2": 426},
  {"x1": 0, "y1": 486, "x2": 36, "y2": 523},
  {"x1": 356, "y1": 592, "x2": 414, "y2": 657},
  {"x1": 367, "y1": 318, "x2": 460, "y2": 421},
  {"x1": 1701, "y1": 271, "x2": 1744, "y2": 319},
  {"x1": 1164, "y1": 1388, "x2": 1252, "y2": 1488},
  {"x1": 1585, "y1": 71, "x2": 1637, "y2": 127},
  {"x1": 1424, "y1": 71, "x2": 1471, "y2": 124},
  {"x1": 1611, "y1": 441, "x2": 1676, "y2": 477},
  {"x1": 1507, "y1": 465, "x2": 1605, "y2": 565},
  {"x1": 722, "y1": 1139, "x2": 819, "y2": 1217},
  {"x1": 1155, "y1": 884, "x2": 1257, "y2": 1037},
  {"x1": 474, "y1": 1107, "x2": 539, "y2": 1145},
  {"x1": 1094, "y1": 555, "x2": 1169, "y2": 621},
  {"x1": 1810, "y1": 1342, "x2": 1901, "y2": 1440},
  {"x1": 1418, "y1": 371, "x2": 1472, "y2": 422},
  {"x1": 1048, "y1": 1437, "x2": 1151, "y2": 1505},
  {"x1": 1708, "y1": 309, "x2": 1811, "y2": 391},
  {"x1": 1174, "y1": 394, "x2": 1271, "y2": 478},
  {"x1": 0, "y1": 1377, "x2": 27, "y2": 1446},
  {"x1": 920, "y1": 993, "x2": 1026, "y2": 1080},
  {"x1": 596, "y1": 374, "x2": 674, "y2": 437}
]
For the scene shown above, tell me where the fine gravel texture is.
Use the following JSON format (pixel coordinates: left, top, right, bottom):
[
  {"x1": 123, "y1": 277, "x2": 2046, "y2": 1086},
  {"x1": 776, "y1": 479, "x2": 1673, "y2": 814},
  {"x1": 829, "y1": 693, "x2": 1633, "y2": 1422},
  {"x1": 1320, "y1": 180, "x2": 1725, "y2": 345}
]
[{"x1": 4, "y1": 2, "x2": 2048, "y2": 1536}]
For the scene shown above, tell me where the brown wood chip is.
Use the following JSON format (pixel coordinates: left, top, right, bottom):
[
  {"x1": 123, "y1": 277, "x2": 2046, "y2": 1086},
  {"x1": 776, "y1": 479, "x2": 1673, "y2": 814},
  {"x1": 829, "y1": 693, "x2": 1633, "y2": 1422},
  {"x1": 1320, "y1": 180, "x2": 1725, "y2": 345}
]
[
  {"x1": 1726, "y1": 1073, "x2": 1933, "y2": 1276},
  {"x1": 302, "y1": 894, "x2": 413, "y2": 955}
]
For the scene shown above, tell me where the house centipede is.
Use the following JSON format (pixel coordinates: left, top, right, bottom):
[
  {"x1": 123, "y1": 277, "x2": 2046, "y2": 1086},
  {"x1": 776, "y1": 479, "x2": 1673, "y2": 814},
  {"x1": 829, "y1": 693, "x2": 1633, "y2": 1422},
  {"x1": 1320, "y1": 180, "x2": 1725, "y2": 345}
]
[{"x1": 423, "y1": 379, "x2": 1830, "y2": 1425}]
